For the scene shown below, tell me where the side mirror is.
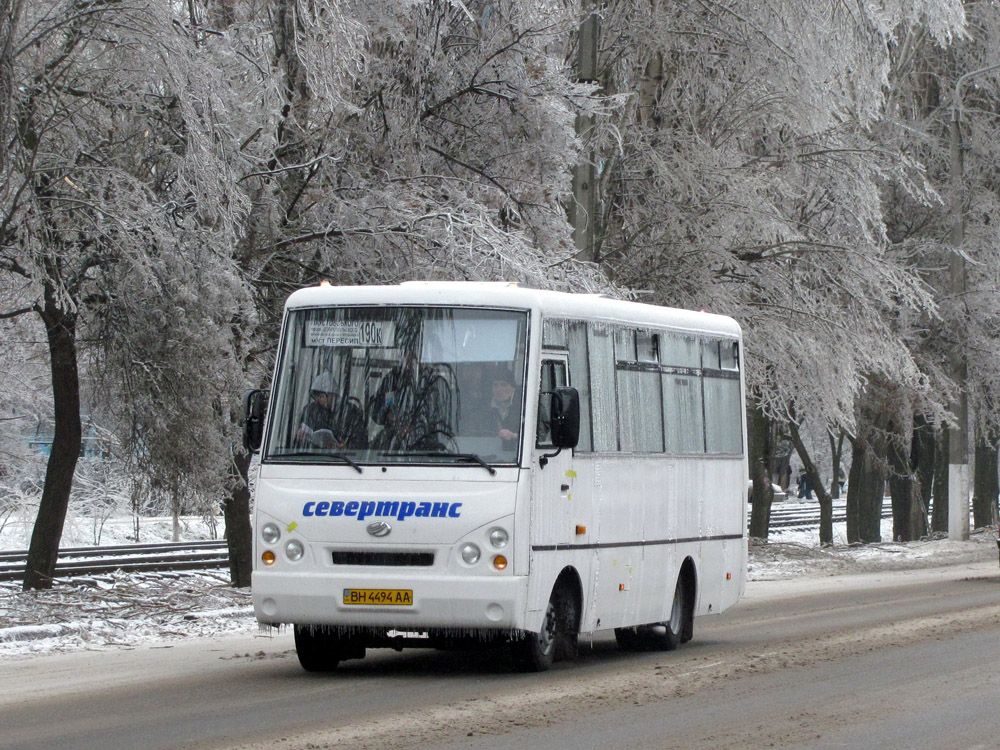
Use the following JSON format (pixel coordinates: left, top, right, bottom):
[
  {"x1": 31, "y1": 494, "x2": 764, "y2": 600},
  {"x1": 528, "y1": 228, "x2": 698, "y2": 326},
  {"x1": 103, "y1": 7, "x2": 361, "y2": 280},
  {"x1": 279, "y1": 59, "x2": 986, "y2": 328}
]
[
  {"x1": 549, "y1": 386, "x2": 580, "y2": 449},
  {"x1": 243, "y1": 389, "x2": 267, "y2": 452}
]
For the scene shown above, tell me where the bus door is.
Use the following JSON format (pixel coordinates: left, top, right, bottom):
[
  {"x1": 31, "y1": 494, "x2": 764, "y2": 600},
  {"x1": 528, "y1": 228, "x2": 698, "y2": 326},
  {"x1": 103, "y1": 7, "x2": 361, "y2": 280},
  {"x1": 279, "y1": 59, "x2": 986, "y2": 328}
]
[{"x1": 528, "y1": 356, "x2": 580, "y2": 607}]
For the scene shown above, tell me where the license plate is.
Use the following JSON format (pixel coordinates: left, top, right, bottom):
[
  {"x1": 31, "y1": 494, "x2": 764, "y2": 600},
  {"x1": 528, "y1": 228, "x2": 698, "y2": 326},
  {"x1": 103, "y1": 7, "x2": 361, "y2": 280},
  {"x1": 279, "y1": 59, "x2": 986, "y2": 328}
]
[{"x1": 343, "y1": 588, "x2": 413, "y2": 606}]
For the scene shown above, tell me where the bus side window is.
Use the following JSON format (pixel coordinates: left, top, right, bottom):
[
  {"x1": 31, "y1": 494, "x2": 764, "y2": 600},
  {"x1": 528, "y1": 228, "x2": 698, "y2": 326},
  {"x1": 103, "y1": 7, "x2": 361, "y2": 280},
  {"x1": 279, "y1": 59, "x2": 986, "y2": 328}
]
[{"x1": 536, "y1": 360, "x2": 567, "y2": 447}]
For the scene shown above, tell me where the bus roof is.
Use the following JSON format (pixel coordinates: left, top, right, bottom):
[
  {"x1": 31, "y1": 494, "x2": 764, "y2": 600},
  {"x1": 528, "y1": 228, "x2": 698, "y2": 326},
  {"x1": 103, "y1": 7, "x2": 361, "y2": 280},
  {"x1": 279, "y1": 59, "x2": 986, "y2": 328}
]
[{"x1": 285, "y1": 282, "x2": 741, "y2": 338}]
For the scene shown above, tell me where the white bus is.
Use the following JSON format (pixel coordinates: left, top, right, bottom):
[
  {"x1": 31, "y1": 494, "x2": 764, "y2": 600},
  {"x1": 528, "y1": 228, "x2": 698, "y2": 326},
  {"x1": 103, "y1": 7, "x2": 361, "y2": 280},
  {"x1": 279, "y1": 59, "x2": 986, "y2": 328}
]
[{"x1": 245, "y1": 282, "x2": 747, "y2": 672}]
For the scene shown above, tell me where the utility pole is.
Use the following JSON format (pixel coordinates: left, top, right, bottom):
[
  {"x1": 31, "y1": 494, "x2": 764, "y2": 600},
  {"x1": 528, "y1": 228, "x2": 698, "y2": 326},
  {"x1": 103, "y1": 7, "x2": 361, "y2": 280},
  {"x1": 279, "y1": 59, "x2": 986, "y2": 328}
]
[
  {"x1": 946, "y1": 63, "x2": 1000, "y2": 540},
  {"x1": 571, "y1": 0, "x2": 599, "y2": 262}
]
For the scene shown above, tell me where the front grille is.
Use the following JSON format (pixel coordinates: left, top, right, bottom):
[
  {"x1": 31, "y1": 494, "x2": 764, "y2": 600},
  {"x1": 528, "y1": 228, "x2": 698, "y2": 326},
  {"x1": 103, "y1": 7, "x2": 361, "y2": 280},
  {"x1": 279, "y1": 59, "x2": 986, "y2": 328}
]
[{"x1": 332, "y1": 551, "x2": 435, "y2": 567}]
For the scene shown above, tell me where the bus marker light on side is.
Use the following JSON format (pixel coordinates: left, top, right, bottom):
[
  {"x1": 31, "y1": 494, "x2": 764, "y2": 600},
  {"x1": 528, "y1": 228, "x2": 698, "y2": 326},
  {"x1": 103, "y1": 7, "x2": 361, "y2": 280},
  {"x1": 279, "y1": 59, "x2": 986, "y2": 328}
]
[
  {"x1": 262, "y1": 550, "x2": 276, "y2": 566},
  {"x1": 575, "y1": 525, "x2": 586, "y2": 535},
  {"x1": 493, "y1": 555, "x2": 508, "y2": 571}
]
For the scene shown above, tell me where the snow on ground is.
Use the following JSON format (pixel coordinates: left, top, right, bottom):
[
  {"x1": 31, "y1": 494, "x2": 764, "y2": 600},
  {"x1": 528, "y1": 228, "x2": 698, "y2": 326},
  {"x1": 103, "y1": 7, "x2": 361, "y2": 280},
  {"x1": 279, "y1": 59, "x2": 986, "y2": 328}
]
[
  {"x1": 0, "y1": 570, "x2": 254, "y2": 659},
  {"x1": 751, "y1": 515, "x2": 998, "y2": 580},
  {"x1": 0, "y1": 511, "x2": 224, "y2": 550},
  {"x1": 0, "y1": 512, "x2": 996, "y2": 662}
]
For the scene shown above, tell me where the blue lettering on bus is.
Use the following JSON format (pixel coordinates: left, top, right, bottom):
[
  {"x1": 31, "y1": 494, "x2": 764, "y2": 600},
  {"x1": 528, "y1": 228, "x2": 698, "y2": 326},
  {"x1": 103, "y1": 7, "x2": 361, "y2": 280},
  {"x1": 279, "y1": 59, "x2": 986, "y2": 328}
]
[
  {"x1": 376, "y1": 501, "x2": 400, "y2": 517},
  {"x1": 301, "y1": 500, "x2": 463, "y2": 520}
]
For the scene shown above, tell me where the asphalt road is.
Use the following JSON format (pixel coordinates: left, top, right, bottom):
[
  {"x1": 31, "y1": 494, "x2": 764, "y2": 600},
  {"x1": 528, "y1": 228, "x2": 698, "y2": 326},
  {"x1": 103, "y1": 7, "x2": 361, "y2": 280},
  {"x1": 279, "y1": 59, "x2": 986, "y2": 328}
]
[{"x1": 3, "y1": 561, "x2": 999, "y2": 750}]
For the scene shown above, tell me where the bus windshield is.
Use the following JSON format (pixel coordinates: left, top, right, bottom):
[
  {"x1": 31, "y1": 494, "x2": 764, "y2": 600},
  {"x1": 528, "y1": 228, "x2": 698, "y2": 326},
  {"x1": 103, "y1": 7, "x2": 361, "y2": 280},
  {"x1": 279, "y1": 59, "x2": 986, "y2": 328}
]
[{"x1": 264, "y1": 306, "x2": 529, "y2": 467}]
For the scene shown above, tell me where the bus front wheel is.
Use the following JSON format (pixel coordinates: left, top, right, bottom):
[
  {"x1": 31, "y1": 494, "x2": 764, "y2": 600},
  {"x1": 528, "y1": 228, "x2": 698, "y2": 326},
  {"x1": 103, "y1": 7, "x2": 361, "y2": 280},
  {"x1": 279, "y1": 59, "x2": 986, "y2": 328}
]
[
  {"x1": 294, "y1": 625, "x2": 363, "y2": 672},
  {"x1": 512, "y1": 587, "x2": 576, "y2": 672}
]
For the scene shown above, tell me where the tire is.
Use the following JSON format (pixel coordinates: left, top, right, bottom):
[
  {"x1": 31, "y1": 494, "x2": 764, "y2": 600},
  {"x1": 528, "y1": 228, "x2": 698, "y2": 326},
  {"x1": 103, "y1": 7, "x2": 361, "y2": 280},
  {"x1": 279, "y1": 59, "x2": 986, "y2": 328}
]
[
  {"x1": 512, "y1": 586, "x2": 577, "y2": 672},
  {"x1": 294, "y1": 625, "x2": 362, "y2": 672},
  {"x1": 554, "y1": 589, "x2": 580, "y2": 662},
  {"x1": 648, "y1": 574, "x2": 686, "y2": 651},
  {"x1": 512, "y1": 600, "x2": 557, "y2": 672}
]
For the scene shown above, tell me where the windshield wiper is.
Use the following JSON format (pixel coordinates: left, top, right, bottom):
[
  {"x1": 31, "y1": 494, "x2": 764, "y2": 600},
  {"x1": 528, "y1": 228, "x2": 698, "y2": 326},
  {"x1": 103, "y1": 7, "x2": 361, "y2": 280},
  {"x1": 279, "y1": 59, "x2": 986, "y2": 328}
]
[
  {"x1": 272, "y1": 451, "x2": 363, "y2": 474},
  {"x1": 401, "y1": 451, "x2": 498, "y2": 476}
]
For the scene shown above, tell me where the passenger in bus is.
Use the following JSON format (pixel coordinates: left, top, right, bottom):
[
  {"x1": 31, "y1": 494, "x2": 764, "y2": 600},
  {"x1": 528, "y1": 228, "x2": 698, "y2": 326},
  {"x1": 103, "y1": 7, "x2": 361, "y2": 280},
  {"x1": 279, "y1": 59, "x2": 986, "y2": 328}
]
[
  {"x1": 295, "y1": 371, "x2": 368, "y2": 450},
  {"x1": 457, "y1": 362, "x2": 492, "y2": 435},
  {"x1": 489, "y1": 369, "x2": 521, "y2": 451},
  {"x1": 370, "y1": 353, "x2": 452, "y2": 450}
]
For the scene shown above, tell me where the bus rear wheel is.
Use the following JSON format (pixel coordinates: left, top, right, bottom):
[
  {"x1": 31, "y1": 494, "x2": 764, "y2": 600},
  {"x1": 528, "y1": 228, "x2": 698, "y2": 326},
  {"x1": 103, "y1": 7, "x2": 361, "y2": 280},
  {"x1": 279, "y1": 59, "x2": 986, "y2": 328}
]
[
  {"x1": 294, "y1": 625, "x2": 363, "y2": 672},
  {"x1": 649, "y1": 574, "x2": 687, "y2": 650}
]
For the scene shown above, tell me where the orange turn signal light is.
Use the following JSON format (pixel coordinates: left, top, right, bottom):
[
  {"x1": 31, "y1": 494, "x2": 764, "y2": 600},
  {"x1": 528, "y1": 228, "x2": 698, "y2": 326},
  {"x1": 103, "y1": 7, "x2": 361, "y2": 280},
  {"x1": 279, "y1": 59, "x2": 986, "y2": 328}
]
[
  {"x1": 493, "y1": 555, "x2": 508, "y2": 571},
  {"x1": 575, "y1": 525, "x2": 586, "y2": 535},
  {"x1": 262, "y1": 550, "x2": 276, "y2": 566}
]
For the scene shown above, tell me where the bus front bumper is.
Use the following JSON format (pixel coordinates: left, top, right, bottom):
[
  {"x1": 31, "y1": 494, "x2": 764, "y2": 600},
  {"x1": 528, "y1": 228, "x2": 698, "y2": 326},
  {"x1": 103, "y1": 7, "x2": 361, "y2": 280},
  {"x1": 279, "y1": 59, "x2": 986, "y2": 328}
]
[{"x1": 252, "y1": 570, "x2": 529, "y2": 631}]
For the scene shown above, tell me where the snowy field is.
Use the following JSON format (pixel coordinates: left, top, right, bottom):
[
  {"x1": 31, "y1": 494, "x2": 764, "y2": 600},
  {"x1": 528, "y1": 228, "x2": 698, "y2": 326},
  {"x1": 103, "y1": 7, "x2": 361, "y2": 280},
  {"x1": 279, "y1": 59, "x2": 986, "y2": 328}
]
[
  {"x1": 0, "y1": 513, "x2": 996, "y2": 661},
  {"x1": 0, "y1": 510, "x2": 225, "y2": 551}
]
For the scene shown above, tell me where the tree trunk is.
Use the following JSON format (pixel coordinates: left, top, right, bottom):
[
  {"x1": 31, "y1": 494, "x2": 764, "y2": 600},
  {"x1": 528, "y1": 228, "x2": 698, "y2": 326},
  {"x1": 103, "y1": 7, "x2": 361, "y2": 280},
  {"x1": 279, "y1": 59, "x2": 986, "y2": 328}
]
[
  {"x1": 171, "y1": 478, "x2": 181, "y2": 542},
  {"x1": 747, "y1": 401, "x2": 774, "y2": 540},
  {"x1": 828, "y1": 430, "x2": 845, "y2": 500},
  {"x1": 886, "y1": 415, "x2": 916, "y2": 542},
  {"x1": 789, "y1": 420, "x2": 833, "y2": 546},
  {"x1": 931, "y1": 428, "x2": 949, "y2": 533},
  {"x1": 846, "y1": 435, "x2": 884, "y2": 545},
  {"x1": 973, "y1": 435, "x2": 998, "y2": 529},
  {"x1": 225, "y1": 446, "x2": 254, "y2": 587},
  {"x1": 23, "y1": 291, "x2": 81, "y2": 590},
  {"x1": 911, "y1": 414, "x2": 934, "y2": 539}
]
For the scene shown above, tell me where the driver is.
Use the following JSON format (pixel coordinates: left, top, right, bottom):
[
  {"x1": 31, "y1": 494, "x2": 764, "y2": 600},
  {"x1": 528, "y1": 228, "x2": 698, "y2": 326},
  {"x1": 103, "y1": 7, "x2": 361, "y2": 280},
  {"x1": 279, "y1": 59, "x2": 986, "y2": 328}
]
[{"x1": 296, "y1": 371, "x2": 368, "y2": 449}]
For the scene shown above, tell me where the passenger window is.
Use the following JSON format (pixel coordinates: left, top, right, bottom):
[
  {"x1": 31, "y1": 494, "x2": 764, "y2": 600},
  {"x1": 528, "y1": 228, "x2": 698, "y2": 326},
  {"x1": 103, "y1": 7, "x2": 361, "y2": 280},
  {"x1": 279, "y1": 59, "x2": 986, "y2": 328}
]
[
  {"x1": 614, "y1": 329, "x2": 635, "y2": 361},
  {"x1": 637, "y1": 332, "x2": 658, "y2": 363},
  {"x1": 720, "y1": 340, "x2": 739, "y2": 371},
  {"x1": 567, "y1": 322, "x2": 592, "y2": 452}
]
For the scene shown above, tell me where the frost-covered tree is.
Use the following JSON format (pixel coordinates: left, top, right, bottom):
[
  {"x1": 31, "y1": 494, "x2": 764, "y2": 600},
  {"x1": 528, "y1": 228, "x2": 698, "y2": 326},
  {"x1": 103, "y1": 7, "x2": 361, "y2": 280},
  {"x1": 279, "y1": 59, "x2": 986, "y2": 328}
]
[
  {"x1": 242, "y1": 0, "x2": 607, "y2": 294},
  {"x1": 586, "y1": 0, "x2": 966, "y2": 541},
  {"x1": 883, "y1": 5, "x2": 1000, "y2": 533},
  {"x1": 0, "y1": 0, "x2": 22, "y2": 176},
  {"x1": 0, "y1": 298, "x2": 49, "y2": 477},
  {"x1": 1, "y1": 0, "x2": 256, "y2": 588},
  {"x1": 594, "y1": 0, "x2": 963, "y2": 420}
]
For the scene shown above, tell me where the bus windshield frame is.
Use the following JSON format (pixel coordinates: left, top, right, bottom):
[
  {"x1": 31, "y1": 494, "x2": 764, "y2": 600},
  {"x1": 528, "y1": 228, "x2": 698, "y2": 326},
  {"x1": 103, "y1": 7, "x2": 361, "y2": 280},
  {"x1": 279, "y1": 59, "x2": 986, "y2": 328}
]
[{"x1": 263, "y1": 305, "x2": 529, "y2": 469}]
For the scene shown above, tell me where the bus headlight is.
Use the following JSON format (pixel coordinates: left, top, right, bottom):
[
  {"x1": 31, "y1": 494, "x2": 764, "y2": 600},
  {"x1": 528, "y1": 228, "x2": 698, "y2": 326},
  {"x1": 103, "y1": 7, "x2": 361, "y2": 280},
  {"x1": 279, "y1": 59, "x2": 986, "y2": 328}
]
[
  {"x1": 285, "y1": 539, "x2": 304, "y2": 561},
  {"x1": 261, "y1": 523, "x2": 281, "y2": 545},
  {"x1": 489, "y1": 528, "x2": 509, "y2": 549},
  {"x1": 460, "y1": 543, "x2": 481, "y2": 565}
]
